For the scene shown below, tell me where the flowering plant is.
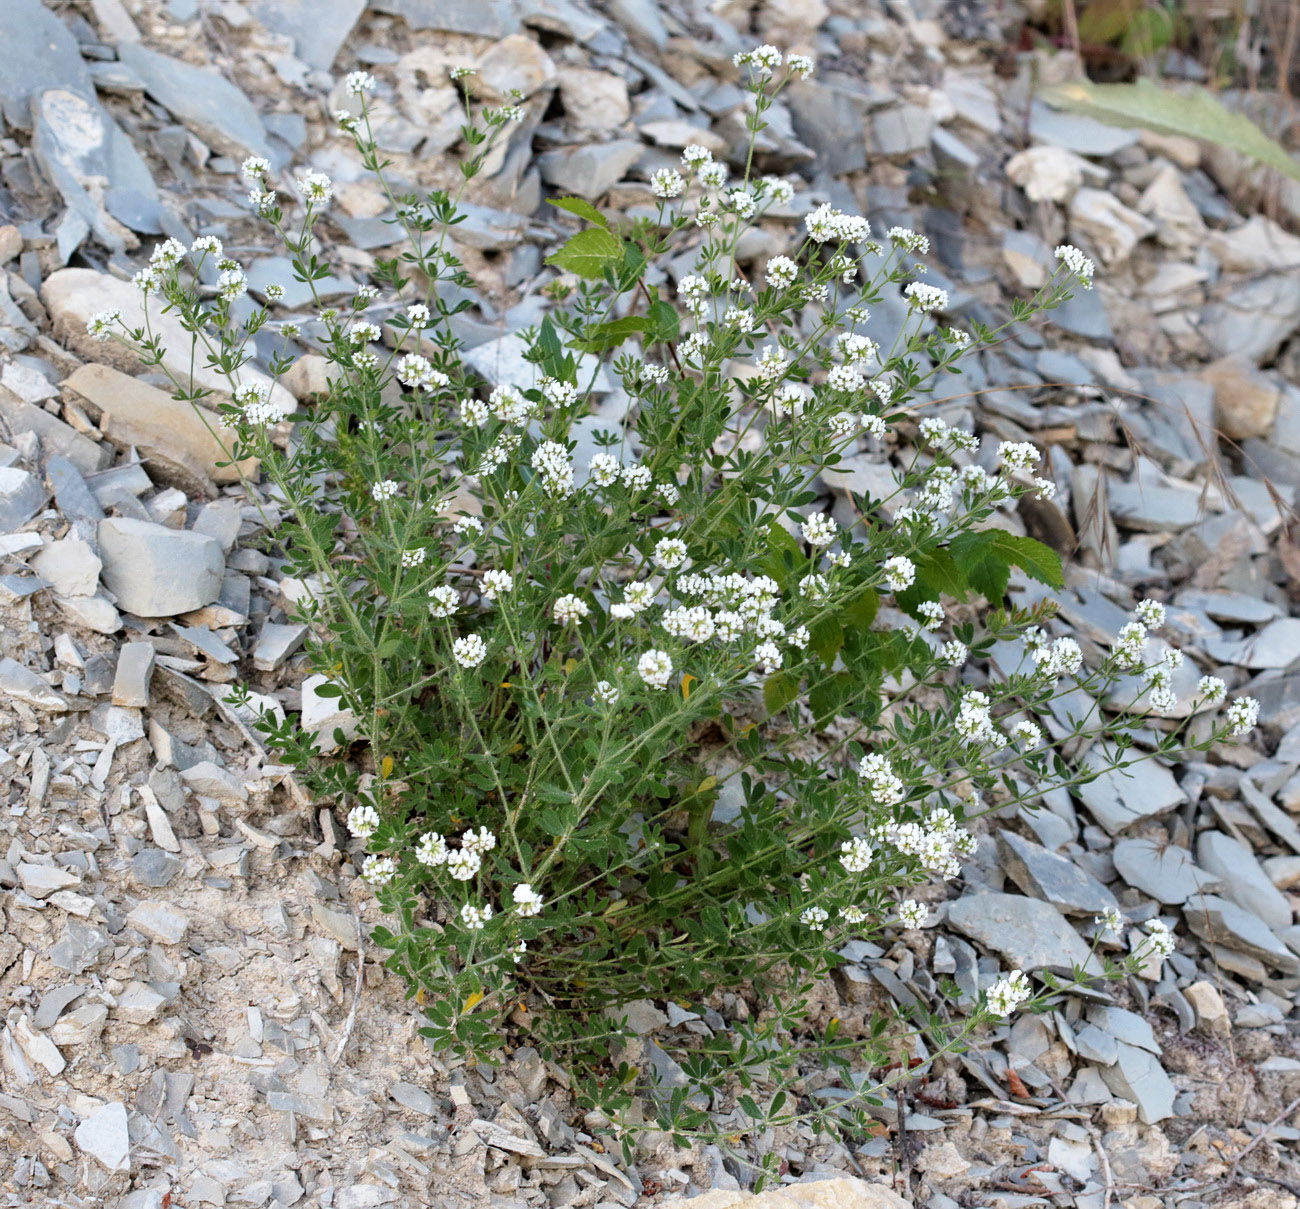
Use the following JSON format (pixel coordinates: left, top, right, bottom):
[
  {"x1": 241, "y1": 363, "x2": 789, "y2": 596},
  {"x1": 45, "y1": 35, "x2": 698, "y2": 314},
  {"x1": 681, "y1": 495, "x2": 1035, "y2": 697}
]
[{"x1": 90, "y1": 50, "x2": 1256, "y2": 1162}]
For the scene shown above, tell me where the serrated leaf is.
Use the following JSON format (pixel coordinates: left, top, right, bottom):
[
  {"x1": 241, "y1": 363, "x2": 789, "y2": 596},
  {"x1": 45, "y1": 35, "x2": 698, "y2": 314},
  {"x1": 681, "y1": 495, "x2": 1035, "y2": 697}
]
[
  {"x1": 763, "y1": 671, "x2": 800, "y2": 715},
  {"x1": 647, "y1": 298, "x2": 680, "y2": 344},
  {"x1": 548, "y1": 195, "x2": 608, "y2": 226},
  {"x1": 1041, "y1": 79, "x2": 1300, "y2": 185},
  {"x1": 950, "y1": 529, "x2": 1063, "y2": 602},
  {"x1": 809, "y1": 616, "x2": 844, "y2": 667},
  {"x1": 571, "y1": 315, "x2": 647, "y2": 353},
  {"x1": 544, "y1": 227, "x2": 624, "y2": 279}
]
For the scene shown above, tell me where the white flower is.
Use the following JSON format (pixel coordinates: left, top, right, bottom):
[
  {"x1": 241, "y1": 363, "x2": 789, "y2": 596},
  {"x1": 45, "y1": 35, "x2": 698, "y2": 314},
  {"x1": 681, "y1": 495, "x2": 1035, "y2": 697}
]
[
  {"x1": 553, "y1": 594, "x2": 590, "y2": 624},
  {"x1": 762, "y1": 175, "x2": 795, "y2": 203},
  {"x1": 1094, "y1": 906, "x2": 1124, "y2": 935},
  {"x1": 594, "y1": 680, "x2": 620, "y2": 705},
  {"x1": 638, "y1": 649, "x2": 674, "y2": 690},
  {"x1": 449, "y1": 65, "x2": 476, "y2": 80},
  {"x1": 681, "y1": 144, "x2": 713, "y2": 168},
  {"x1": 621, "y1": 464, "x2": 652, "y2": 492},
  {"x1": 754, "y1": 640, "x2": 782, "y2": 673},
  {"x1": 765, "y1": 255, "x2": 798, "y2": 288},
  {"x1": 241, "y1": 155, "x2": 271, "y2": 180},
  {"x1": 840, "y1": 836, "x2": 873, "y2": 874},
  {"x1": 841, "y1": 905, "x2": 866, "y2": 924},
  {"x1": 462, "y1": 826, "x2": 496, "y2": 854},
  {"x1": 651, "y1": 168, "x2": 685, "y2": 198},
  {"x1": 361, "y1": 854, "x2": 397, "y2": 886},
  {"x1": 416, "y1": 832, "x2": 448, "y2": 866},
  {"x1": 347, "y1": 804, "x2": 380, "y2": 839},
  {"x1": 698, "y1": 160, "x2": 729, "y2": 190},
  {"x1": 653, "y1": 537, "x2": 688, "y2": 569},
  {"x1": 589, "y1": 452, "x2": 621, "y2": 487},
  {"x1": 897, "y1": 900, "x2": 929, "y2": 928},
  {"x1": 1011, "y1": 720, "x2": 1042, "y2": 747},
  {"x1": 532, "y1": 440, "x2": 575, "y2": 498},
  {"x1": 786, "y1": 54, "x2": 815, "y2": 79},
  {"x1": 887, "y1": 226, "x2": 929, "y2": 254},
  {"x1": 1144, "y1": 919, "x2": 1176, "y2": 960},
  {"x1": 804, "y1": 203, "x2": 870, "y2": 244},
  {"x1": 400, "y1": 548, "x2": 426, "y2": 568},
  {"x1": 1054, "y1": 244, "x2": 1096, "y2": 288},
  {"x1": 789, "y1": 625, "x2": 809, "y2": 650},
  {"x1": 446, "y1": 848, "x2": 481, "y2": 880},
  {"x1": 453, "y1": 515, "x2": 483, "y2": 538},
  {"x1": 1112, "y1": 621, "x2": 1148, "y2": 670},
  {"x1": 903, "y1": 282, "x2": 948, "y2": 312},
  {"x1": 917, "y1": 601, "x2": 944, "y2": 629},
  {"x1": 881, "y1": 556, "x2": 915, "y2": 593},
  {"x1": 345, "y1": 70, "x2": 376, "y2": 94},
  {"x1": 1133, "y1": 598, "x2": 1165, "y2": 628},
  {"x1": 191, "y1": 235, "x2": 223, "y2": 258},
  {"x1": 939, "y1": 640, "x2": 968, "y2": 668},
  {"x1": 800, "y1": 905, "x2": 829, "y2": 930},
  {"x1": 1197, "y1": 675, "x2": 1226, "y2": 703},
  {"x1": 1225, "y1": 696, "x2": 1259, "y2": 736},
  {"x1": 406, "y1": 303, "x2": 430, "y2": 325},
  {"x1": 217, "y1": 269, "x2": 247, "y2": 300},
  {"x1": 428, "y1": 585, "x2": 459, "y2": 617},
  {"x1": 371, "y1": 479, "x2": 400, "y2": 502},
  {"x1": 802, "y1": 514, "x2": 837, "y2": 547},
  {"x1": 460, "y1": 903, "x2": 492, "y2": 930},
  {"x1": 150, "y1": 237, "x2": 187, "y2": 267},
  {"x1": 734, "y1": 44, "x2": 783, "y2": 78},
  {"x1": 453, "y1": 634, "x2": 487, "y2": 668},
  {"x1": 986, "y1": 970, "x2": 1031, "y2": 1017},
  {"x1": 295, "y1": 171, "x2": 334, "y2": 206},
  {"x1": 87, "y1": 309, "x2": 122, "y2": 341},
  {"x1": 513, "y1": 883, "x2": 544, "y2": 917},
  {"x1": 349, "y1": 322, "x2": 381, "y2": 345},
  {"x1": 481, "y1": 570, "x2": 514, "y2": 600}
]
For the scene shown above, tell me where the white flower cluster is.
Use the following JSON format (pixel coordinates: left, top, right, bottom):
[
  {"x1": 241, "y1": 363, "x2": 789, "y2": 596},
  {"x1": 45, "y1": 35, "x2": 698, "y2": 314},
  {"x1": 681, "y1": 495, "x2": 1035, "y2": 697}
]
[
  {"x1": 857, "y1": 753, "x2": 904, "y2": 806},
  {"x1": 532, "y1": 441, "x2": 575, "y2": 498},
  {"x1": 1055, "y1": 244, "x2": 1096, "y2": 288},
  {"x1": 986, "y1": 970, "x2": 1031, "y2": 1016},
  {"x1": 234, "y1": 382, "x2": 290, "y2": 428},
  {"x1": 903, "y1": 282, "x2": 948, "y2": 312},
  {"x1": 806, "y1": 203, "x2": 871, "y2": 245},
  {"x1": 878, "y1": 808, "x2": 975, "y2": 880},
  {"x1": 397, "y1": 353, "x2": 449, "y2": 392}
]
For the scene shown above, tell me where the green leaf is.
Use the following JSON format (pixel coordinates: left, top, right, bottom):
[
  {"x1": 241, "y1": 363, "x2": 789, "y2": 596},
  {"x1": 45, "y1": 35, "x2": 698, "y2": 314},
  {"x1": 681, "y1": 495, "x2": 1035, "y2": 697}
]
[
  {"x1": 647, "y1": 298, "x2": 680, "y2": 344},
  {"x1": 841, "y1": 587, "x2": 879, "y2": 631},
  {"x1": 548, "y1": 196, "x2": 608, "y2": 226},
  {"x1": 571, "y1": 316, "x2": 648, "y2": 353},
  {"x1": 808, "y1": 616, "x2": 844, "y2": 667},
  {"x1": 763, "y1": 671, "x2": 800, "y2": 715},
  {"x1": 896, "y1": 545, "x2": 967, "y2": 615},
  {"x1": 1040, "y1": 79, "x2": 1300, "y2": 185},
  {"x1": 950, "y1": 529, "x2": 1063, "y2": 602},
  {"x1": 544, "y1": 227, "x2": 625, "y2": 279}
]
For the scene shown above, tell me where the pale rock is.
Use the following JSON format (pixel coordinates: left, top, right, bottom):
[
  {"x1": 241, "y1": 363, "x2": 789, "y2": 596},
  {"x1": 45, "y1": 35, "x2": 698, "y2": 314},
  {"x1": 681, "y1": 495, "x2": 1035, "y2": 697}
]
[
  {"x1": 1006, "y1": 145, "x2": 1088, "y2": 203},
  {"x1": 915, "y1": 1141, "x2": 970, "y2": 1179},
  {"x1": 556, "y1": 68, "x2": 630, "y2": 130},
  {"x1": 44, "y1": 274, "x2": 293, "y2": 418},
  {"x1": 0, "y1": 466, "x2": 48, "y2": 532},
  {"x1": 50, "y1": 1002, "x2": 109, "y2": 1044},
  {"x1": 1198, "y1": 357, "x2": 1280, "y2": 441},
  {"x1": 74, "y1": 1102, "x2": 130, "y2": 1172},
  {"x1": 17, "y1": 862, "x2": 80, "y2": 899},
  {"x1": 659, "y1": 1177, "x2": 909, "y2": 1209},
  {"x1": 112, "y1": 641, "x2": 155, "y2": 707},
  {"x1": 63, "y1": 363, "x2": 259, "y2": 487},
  {"x1": 1, "y1": 360, "x2": 58, "y2": 403},
  {"x1": 1184, "y1": 980, "x2": 1231, "y2": 1034},
  {"x1": 114, "y1": 981, "x2": 166, "y2": 1024},
  {"x1": 253, "y1": 622, "x2": 307, "y2": 671},
  {"x1": 126, "y1": 901, "x2": 189, "y2": 945},
  {"x1": 179, "y1": 759, "x2": 248, "y2": 804},
  {"x1": 281, "y1": 354, "x2": 332, "y2": 399},
  {"x1": 1048, "y1": 1135, "x2": 1096, "y2": 1183},
  {"x1": 1197, "y1": 832, "x2": 1294, "y2": 932},
  {"x1": 639, "y1": 120, "x2": 727, "y2": 154},
  {"x1": 1137, "y1": 163, "x2": 1204, "y2": 251},
  {"x1": 54, "y1": 593, "x2": 122, "y2": 634},
  {"x1": 1138, "y1": 129, "x2": 1200, "y2": 169},
  {"x1": 1208, "y1": 214, "x2": 1300, "y2": 274},
  {"x1": 475, "y1": 34, "x2": 556, "y2": 101},
  {"x1": 466, "y1": 331, "x2": 612, "y2": 395},
  {"x1": 537, "y1": 140, "x2": 642, "y2": 201},
  {"x1": 302, "y1": 674, "x2": 360, "y2": 750},
  {"x1": 0, "y1": 656, "x2": 69, "y2": 710},
  {"x1": 1068, "y1": 188, "x2": 1155, "y2": 266},
  {"x1": 1264, "y1": 855, "x2": 1300, "y2": 890},
  {"x1": 98, "y1": 517, "x2": 224, "y2": 616},
  {"x1": 1099, "y1": 1041, "x2": 1175, "y2": 1124},
  {"x1": 31, "y1": 536, "x2": 101, "y2": 597},
  {"x1": 15, "y1": 1015, "x2": 66, "y2": 1076}
]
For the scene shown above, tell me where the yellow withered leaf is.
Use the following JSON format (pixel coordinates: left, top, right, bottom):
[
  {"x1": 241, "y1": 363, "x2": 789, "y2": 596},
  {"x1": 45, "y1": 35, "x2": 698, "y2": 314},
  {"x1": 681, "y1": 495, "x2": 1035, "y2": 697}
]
[
  {"x1": 380, "y1": 756, "x2": 394, "y2": 778},
  {"x1": 463, "y1": 990, "x2": 486, "y2": 1013},
  {"x1": 681, "y1": 673, "x2": 696, "y2": 699}
]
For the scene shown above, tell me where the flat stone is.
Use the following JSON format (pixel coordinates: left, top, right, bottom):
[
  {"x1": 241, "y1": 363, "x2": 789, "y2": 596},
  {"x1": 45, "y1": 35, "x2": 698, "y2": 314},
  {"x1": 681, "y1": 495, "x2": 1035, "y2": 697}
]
[
  {"x1": 115, "y1": 981, "x2": 167, "y2": 1024},
  {"x1": 179, "y1": 760, "x2": 248, "y2": 804},
  {"x1": 1072, "y1": 1023, "x2": 1118, "y2": 1065},
  {"x1": 997, "y1": 831, "x2": 1119, "y2": 916},
  {"x1": 17, "y1": 862, "x2": 80, "y2": 898},
  {"x1": 0, "y1": 394, "x2": 110, "y2": 476},
  {"x1": 1088, "y1": 1005, "x2": 1159, "y2": 1053},
  {"x1": 49, "y1": 282, "x2": 291, "y2": 421},
  {"x1": 1202, "y1": 617, "x2": 1300, "y2": 670},
  {"x1": 389, "y1": 1082, "x2": 436, "y2": 1115},
  {"x1": 1112, "y1": 838, "x2": 1217, "y2": 905},
  {"x1": 132, "y1": 848, "x2": 181, "y2": 888},
  {"x1": 536, "y1": 140, "x2": 642, "y2": 200},
  {"x1": 1201, "y1": 274, "x2": 1300, "y2": 366},
  {"x1": 98, "y1": 517, "x2": 224, "y2": 617},
  {"x1": 248, "y1": 0, "x2": 366, "y2": 70},
  {"x1": 311, "y1": 902, "x2": 360, "y2": 950},
  {"x1": 658, "y1": 1178, "x2": 909, "y2": 1209},
  {"x1": 126, "y1": 901, "x2": 189, "y2": 945},
  {"x1": 946, "y1": 892, "x2": 1102, "y2": 975},
  {"x1": 465, "y1": 331, "x2": 611, "y2": 395},
  {"x1": 1069, "y1": 187, "x2": 1155, "y2": 265},
  {"x1": 302, "y1": 675, "x2": 360, "y2": 751},
  {"x1": 1076, "y1": 744, "x2": 1186, "y2": 834},
  {"x1": 556, "y1": 67, "x2": 630, "y2": 131},
  {"x1": 1183, "y1": 894, "x2": 1298, "y2": 974},
  {"x1": 112, "y1": 641, "x2": 155, "y2": 708},
  {"x1": 31, "y1": 536, "x2": 101, "y2": 597},
  {"x1": 1196, "y1": 832, "x2": 1294, "y2": 932},
  {"x1": 0, "y1": 466, "x2": 47, "y2": 533},
  {"x1": 253, "y1": 623, "x2": 307, "y2": 672},
  {"x1": 117, "y1": 43, "x2": 271, "y2": 160},
  {"x1": 74, "y1": 1102, "x2": 131, "y2": 1172},
  {"x1": 1176, "y1": 589, "x2": 1283, "y2": 625},
  {"x1": 0, "y1": 657, "x2": 69, "y2": 710},
  {"x1": 62, "y1": 362, "x2": 264, "y2": 488},
  {"x1": 34, "y1": 984, "x2": 85, "y2": 1029},
  {"x1": 872, "y1": 103, "x2": 935, "y2": 156},
  {"x1": 1099, "y1": 1042, "x2": 1175, "y2": 1124},
  {"x1": 607, "y1": 999, "x2": 669, "y2": 1035},
  {"x1": 369, "y1": 0, "x2": 517, "y2": 35},
  {"x1": 50, "y1": 921, "x2": 111, "y2": 974},
  {"x1": 15, "y1": 1015, "x2": 66, "y2": 1076},
  {"x1": 1029, "y1": 101, "x2": 1139, "y2": 156},
  {"x1": 0, "y1": 0, "x2": 93, "y2": 131},
  {"x1": 267, "y1": 1091, "x2": 335, "y2": 1122}
]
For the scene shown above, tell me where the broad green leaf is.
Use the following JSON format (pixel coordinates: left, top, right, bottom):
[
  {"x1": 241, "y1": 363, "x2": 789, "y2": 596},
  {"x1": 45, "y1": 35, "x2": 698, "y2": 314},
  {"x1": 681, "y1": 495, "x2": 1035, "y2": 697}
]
[
  {"x1": 544, "y1": 227, "x2": 624, "y2": 279},
  {"x1": 896, "y1": 546, "x2": 967, "y2": 616},
  {"x1": 548, "y1": 196, "x2": 608, "y2": 226},
  {"x1": 1041, "y1": 79, "x2": 1300, "y2": 185},
  {"x1": 763, "y1": 671, "x2": 800, "y2": 715},
  {"x1": 950, "y1": 529, "x2": 1063, "y2": 602},
  {"x1": 572, "y1": 316, "x2": 648, "y2": 353},
  {"x1": 647, "y1": 298, "x2": 680, "y2": 344},
  {"x1": 809, "y1": 616, "x2": 844, "y2": 667}
]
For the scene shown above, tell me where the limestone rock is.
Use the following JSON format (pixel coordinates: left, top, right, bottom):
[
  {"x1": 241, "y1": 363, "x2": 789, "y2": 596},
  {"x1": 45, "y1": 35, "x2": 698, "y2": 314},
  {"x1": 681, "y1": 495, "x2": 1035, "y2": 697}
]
[
  {"x1": 98, "y1": 517, "x2": 225, "y2": 617},
  {"x1": 659, "y1": 1178, "x2": 909, "y2": 1209},
  {"x1": 1198, "y1": 358, "x2": 1280, "y2": 441}
]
